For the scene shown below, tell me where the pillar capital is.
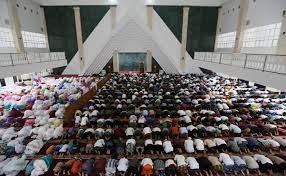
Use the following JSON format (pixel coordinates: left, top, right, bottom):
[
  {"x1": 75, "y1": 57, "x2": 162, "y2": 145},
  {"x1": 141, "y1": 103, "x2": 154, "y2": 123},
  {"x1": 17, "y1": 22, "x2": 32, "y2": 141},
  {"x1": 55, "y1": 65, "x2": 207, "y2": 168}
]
[
  {"x1": 183, "y1": 6, "x2": 190, "y2": 11},
  {"x1": 73, "y1": 6, "x2": 80, "y2": 10}
]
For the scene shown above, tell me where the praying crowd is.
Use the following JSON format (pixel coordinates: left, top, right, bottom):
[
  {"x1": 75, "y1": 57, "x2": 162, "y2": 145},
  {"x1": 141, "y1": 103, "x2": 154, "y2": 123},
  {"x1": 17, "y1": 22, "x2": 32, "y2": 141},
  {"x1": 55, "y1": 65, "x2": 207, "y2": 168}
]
[
  {"x1": 0, "y1": 76, "x2": 100, "y2": 176},
  {"x1": 0, "y1": 73, "x2": 286, "y2": 176},
  {"x1": 39, "y1": 73, "x2": 286, "y2": 176}
]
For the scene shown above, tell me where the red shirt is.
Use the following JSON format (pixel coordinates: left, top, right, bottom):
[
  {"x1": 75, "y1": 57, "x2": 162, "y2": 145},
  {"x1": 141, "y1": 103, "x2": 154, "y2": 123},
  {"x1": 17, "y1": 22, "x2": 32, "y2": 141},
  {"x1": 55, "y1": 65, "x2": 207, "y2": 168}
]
[
  {"x1": 87, "y1": 139, "x2": 95, "y2": 145},
  {"x1": 170, "y1": 127, "x2": 179, "y2": 134},
  {"x1": 70, "y1": 160, "x2": 82, "y2": 174},
  {"x1": 114, "y1": 127, "x2": 124, "y2": 138},
  {"x1": 65, "y1": 159, "x2": 76, "y2": 166},
  {"x1": 95, "y1": 159, "x2": 105, "y2": 172}
]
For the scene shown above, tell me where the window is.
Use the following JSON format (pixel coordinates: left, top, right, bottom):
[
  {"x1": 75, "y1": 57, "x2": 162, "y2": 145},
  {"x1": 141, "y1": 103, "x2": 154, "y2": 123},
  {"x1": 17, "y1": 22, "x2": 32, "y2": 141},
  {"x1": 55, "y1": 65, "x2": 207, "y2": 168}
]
[
  {"x1": 21, "y1": 31, "x2": 47, "y2": 48},
  {"x1": 243, "y1": 22, "x2": 281, "y2": 48},
  {"x1": 0, "y1": 27, "x2": 14, "y2": 48},
  {"x1": 216, "y1": 31, "x2": 236, "y2": 48}
]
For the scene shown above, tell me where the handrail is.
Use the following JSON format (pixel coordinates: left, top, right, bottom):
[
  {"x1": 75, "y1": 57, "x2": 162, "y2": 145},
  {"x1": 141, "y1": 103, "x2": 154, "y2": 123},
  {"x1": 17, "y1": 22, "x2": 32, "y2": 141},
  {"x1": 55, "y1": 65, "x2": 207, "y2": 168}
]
[
  {"x1": 207, "y1": 52, "x2": 286, "y2": 57},
  {"x1": 194, "y1": 52, "x2": 286, "y2": 75},
  {"x1": 0, "y1": 52, "x2": 66, "y2": 67}
]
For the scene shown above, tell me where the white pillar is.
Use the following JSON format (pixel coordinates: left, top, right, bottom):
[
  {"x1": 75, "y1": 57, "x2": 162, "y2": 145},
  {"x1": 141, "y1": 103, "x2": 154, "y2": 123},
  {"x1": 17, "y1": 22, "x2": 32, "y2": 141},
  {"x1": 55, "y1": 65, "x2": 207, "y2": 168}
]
[
  {"x1": 146, "y1": 50, "x2": 152, "y2": 72},
  {"x1": 113, "y1": 50, "x2": 119, "y2": 72},
  {"x1": 233, "y1": 0, "x2": 249, "y2": 53},
  {"x1": 41, "y1": 7, "x2": 50, "y2": 51},
  {"x1": 7, "y1": 0, "x2": 25, "y2": 53},
  {"x1": 214, "y1": 8, "x2": 222, "y2": 51},
  {"x1": 73, "y1": 7, "x2": 85, "y2": 71},
  {"x1": 146, "y1": 6, "x2": 153, "y2": 73},
  {"x1": 111, "y1": 6, "x2": 117, "y2": 29},
  {"x1": 180, "y1": 7, "x2": 190, "y2": 70},
  {"x1": 276, "y1": 13, "x2": 286, "y2": 55},
  {"x1": 111, "y1": 6, "x2": 118, "y2": 72},
  {"x1": 147, "y1": 6, "x2": 153, "y2": 30}
]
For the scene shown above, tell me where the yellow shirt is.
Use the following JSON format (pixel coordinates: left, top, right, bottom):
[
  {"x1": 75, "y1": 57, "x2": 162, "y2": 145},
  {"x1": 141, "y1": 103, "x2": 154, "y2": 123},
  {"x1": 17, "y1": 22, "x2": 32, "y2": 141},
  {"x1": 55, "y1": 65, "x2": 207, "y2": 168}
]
[{"x1": 204, "y1": 139, "x2": 216, "y2": 148}]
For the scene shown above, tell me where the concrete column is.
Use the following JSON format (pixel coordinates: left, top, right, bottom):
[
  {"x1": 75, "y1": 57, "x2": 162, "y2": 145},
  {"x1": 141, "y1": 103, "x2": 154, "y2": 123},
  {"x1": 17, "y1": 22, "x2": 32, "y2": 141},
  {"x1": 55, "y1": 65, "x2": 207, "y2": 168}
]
[
  {"x1": 180, "y1": 7, "x2": 190, "y2": 70},
  {"x1": 111, "y1": 6, "x2": 118, "y2": 72},
  {"x1": 146, "y1": 50, "x2": 152, "y2": 72},
  {"x1": 113, "y1": 50, "x2": 119, "y2": 72},
  {"x1": 73, "y1": 7, "x2": 85, "y2": 71},
  {"x1": 214, "y1": 8, "x2": 222, "y2": 51},
  {"x1": 233, "y1": 0, "x2": 249, "y2": 53},
  {"x1": 111, "y1": 6, "x2": 117, "y2": 29},
  {"x1": 276, "y1": 14, "x2": 286, "y2": 55},
  {"x1": 146, "y1": 6, "x2": 153, "y2": 73},
  {"x1": 41, "y1": 7, "x2": 50, "y2": 50},
  {"x1": 147, "y1": 6, "x2": 153, "y2": 29},
  {"x1": 7, "y1": 0, "x2": 25, "y2": 53}
]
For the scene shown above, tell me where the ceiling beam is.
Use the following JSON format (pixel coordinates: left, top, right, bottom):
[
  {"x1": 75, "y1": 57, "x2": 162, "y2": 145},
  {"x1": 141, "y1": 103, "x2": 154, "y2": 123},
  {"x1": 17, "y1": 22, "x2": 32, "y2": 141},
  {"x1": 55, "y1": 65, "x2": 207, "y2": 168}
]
[
  {"x1": 32, "y1": 0, "x2": 229, "y2": 6},
  {"x1": 33, "y1": 0, "x2": 118, "y2": 6},
  {"x1": 146, "y1": 0, "x2": 230, "y2": 6}
]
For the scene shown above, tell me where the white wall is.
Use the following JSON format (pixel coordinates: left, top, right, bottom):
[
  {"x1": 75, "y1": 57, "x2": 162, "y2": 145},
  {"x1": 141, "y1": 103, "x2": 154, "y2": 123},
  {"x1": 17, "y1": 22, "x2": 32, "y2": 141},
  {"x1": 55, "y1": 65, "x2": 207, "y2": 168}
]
[
  {"x1": 0, "y1": 0, "x2": 49, "y2": 53},
  {"x1": 0, "y1": 0, "x2": 10, "y2": 29},
  {"x1": 16, "y1": 0, "x2": 49, "y2": 52},
  {"x1": 215, "y1": 0, "x2": 286, "y2": 54},
  {"x1": 217, "y1": 0, "x2": 240, "y2": 34},
  {"x1": 16, "y1": 0, "x2": 45, "y2": 34},
  {"x1": 241, "y1": 0, "x2": 286, "y2": 54},
  {"x1": 0, "y1": 0, "x2": 17, "y2": 53},
  {"x1": 215, "y1": 0, "x2": 240, "y2": 52},
  {"x1": 246, "y1": 0, "x2": 286, "y2": 28}
]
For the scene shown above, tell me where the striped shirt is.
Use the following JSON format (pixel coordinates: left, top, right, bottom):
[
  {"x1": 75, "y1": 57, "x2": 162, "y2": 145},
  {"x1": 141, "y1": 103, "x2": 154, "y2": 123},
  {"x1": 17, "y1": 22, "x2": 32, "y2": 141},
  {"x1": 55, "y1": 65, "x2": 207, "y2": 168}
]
[
  {"x1": 154, "y1": 159, "x2": 165, "y2": 171},
  {"x1": 106, "y1": 159, "x2": 118, "y2": 169}
]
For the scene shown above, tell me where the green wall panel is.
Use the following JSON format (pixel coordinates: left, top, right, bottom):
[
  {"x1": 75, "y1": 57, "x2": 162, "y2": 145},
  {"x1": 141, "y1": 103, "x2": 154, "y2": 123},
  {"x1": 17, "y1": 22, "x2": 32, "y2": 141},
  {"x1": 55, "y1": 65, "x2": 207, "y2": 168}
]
[
  {"x1": 44, "y1": 6, "x2": 109, "y2": 74},
  {"x1": 80, "y1": 6, "x2": 110, "y2": 42},
  {"x1": 187, "y1": 7, "x2": 218, "y2": 57},
  {"x1": 154, "y1": 6, "x2": 183, "y2": 41},
  {"x1": 44, "y1": 6, "x2": 77, "y2": 74},
  {"x1": 155, "y1": 6, "x2": 218, "y2": 58}
]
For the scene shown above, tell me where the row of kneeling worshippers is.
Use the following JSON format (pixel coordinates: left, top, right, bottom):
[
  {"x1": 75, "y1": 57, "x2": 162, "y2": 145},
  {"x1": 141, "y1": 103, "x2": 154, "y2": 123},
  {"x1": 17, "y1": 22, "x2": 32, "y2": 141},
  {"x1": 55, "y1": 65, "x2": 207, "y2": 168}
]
[
  {"x1": 45, "y1": 135, "x2": 284, "y2": 156},
  {"x1": 1, "y1": 153, "x2": 285, "y2": 176},
  {"x1": 73, "y1": 74, "x2": 286, "y2": 132},
  {"x1": 0, "y1": 76, "x2": 102, "y2": 176},
  {"x1": 26, "y1": 153, "x2": 286, "y2": 176},
  {"x1": 60, "y1": 73, "x2": 286, "y2": 176}
]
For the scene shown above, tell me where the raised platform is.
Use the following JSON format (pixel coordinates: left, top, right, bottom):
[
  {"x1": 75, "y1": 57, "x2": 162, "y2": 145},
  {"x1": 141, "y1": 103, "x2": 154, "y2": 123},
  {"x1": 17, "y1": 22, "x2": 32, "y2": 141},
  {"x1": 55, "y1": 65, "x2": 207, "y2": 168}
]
[{"x1": 0, "y1": 52, "x2": 67, "y2": 79}]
